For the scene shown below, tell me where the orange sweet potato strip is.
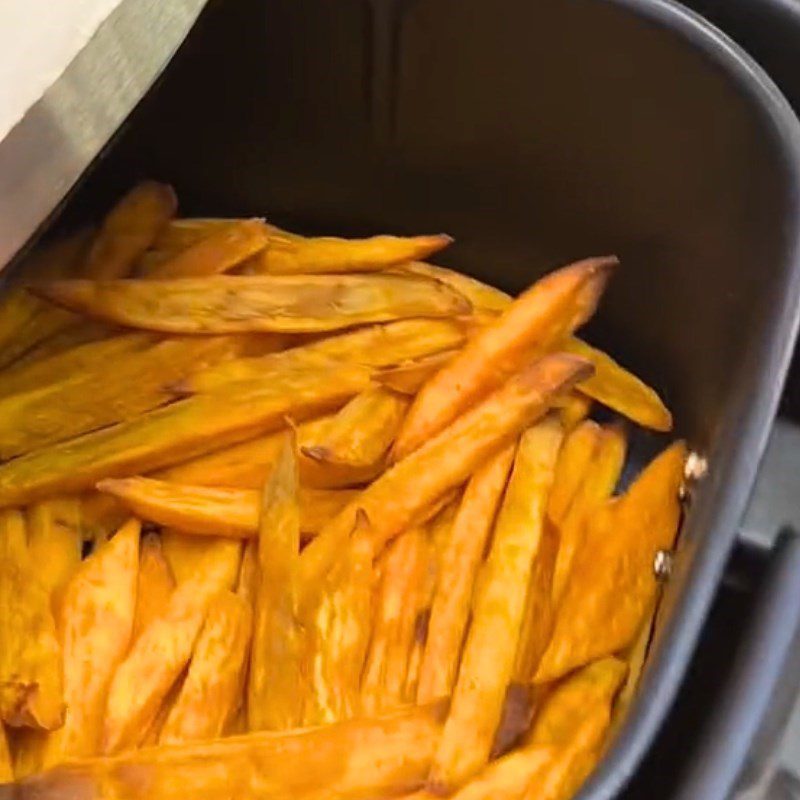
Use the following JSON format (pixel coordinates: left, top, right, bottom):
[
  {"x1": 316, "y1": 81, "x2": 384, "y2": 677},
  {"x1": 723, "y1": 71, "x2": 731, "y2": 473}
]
[
  {"x1": 247, "y1": 433, "x2": 307, "y2": 731},
  {"x1": 160, "y1": 533, "x2": 242, "y2": 588},
  {"x1": 535, "y1": 442, "x2": 686, "y2": 683},
  {"x1": 430, "y1": 417, "x2": 563, "y2": 791},
  {"x1": 159, "y1": 590, "x2": 252, "y2": 744},
  {"x1": 26, "y1": 498, "x2": 83, "y2": 601},
  {"x1": 564, "y1": 337, "x2": 672, "y2": 431},
  {"x1": 102, "y1": 538, "x2": 241, "y2": 753},
  {"x1": 374, "y1": 349, "x2": 459, "y2": 395},
  {"x1": 0, "y1": 509, "x2": 63, "y2": 730},
  {"x1": 300, "y1": 353, "x2": 592, "y2": 598},
  {"x1": 555, "y1": 392, "x2": 592, "y2": 431},
  {"x1": 417, "y1": 443, "x2": 516, "y2": 703},
  {"x1": 133, "y1": 534, "x2": 176, "y2": 643},
  {"x1": 392, "y1": 256, "x2": 616, "y2": 460},
  {"x1": 81, "y1": 182, "x2": 177, "y2": 279},
  {"x1": 16, "y1": 703, "x2": 446, "y2": 800},
  {"x1": 400, "y1": 261, "x2": 512, "y2": 313},
  {"x1": 0, "y1": 724, "x2": 11, "y2": 782}
]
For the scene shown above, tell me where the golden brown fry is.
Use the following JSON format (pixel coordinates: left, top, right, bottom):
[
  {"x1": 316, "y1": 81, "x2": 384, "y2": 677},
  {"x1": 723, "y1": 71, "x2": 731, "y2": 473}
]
[
  {"x1": 0, "y1": 509, "x2": 63, "y2": 730},
  {"x1": 248, "y1": 433, "x2": 306, "y2": 731},
  {"x1": 301, "y1": 354, "x2": 591, "y2": 605},
  {"x1": 26, "y1": 498, "x2": 82, "y2": 600},
  {"x1": 82, "y1": 182, "x2": 177, "y2": 279},
  {"x1": 546, "y1": 420, "x2": 601, "y2": 527},
  {"x1": 300, "y1": 386, "x2": 409, "y2": 468},
  {"x1": 417, "y1": 444, "x2": 516, "y2": 703},
  {"x1": 247, "y1": 232, "x2": 452, "y2": 275},
  {"x1": 401, "y1": 262, "x2": 512, "y2": 313},
  {"x1": 133, "y1": 534, "x2": 175, "y2": 642},
  {"x1": 551, "y1": 424, "x2": 627, "y2": 605},
  {"x1": 0, "y1": 361, "x2": 370, "y2": 507},
  {"x1": 236, "y1": 539, "x2": 259, "y2": 606},
  {"x1": 102, "y1": 539, "x2": 241, "y2": 753},
  {"x1": 97, "y1": 476, "x2": 356, "y2": 540},
  {"x1": 535, "y1": 442, "x2": 686, "y2": 682},
  {"x1": 37, "y1": 519, "x2": 140, "y2": 765},
  {"x1": 564, "y1": 337, "x2": 672, "y2": 431},
  {"x1": 556, "y1": 392, "x2": 592, "y2": 431},
  {"x1": 35, "y1": 273, "x2": 470, "y2": 334},
  {"x1": 0, "y1": 724, "x2": 11, "y2": 782},
  {"x1": 374, "y1": 349, "x2": 458, "y2": 397},
  {"x1": 79, "y1": 493, "x2": 128, "y2": 546},
  {"x1": 160, "y1": 533, "x2": 241, "y2": 587},
  {"x1": 393, "y1": 256, "x2": 616, "y2": 460},
  {"x1": 151, "y1": 218, "x2": 238, "y2": 254},
  {"x1": 159, "y1": 591, "x2": 252, "y2": 744},
  {"x1": 18, "y1": 702, "x2": 446, "y2": 800},
  {"x1": 430, "y1": 417, "x2": 563, "y2": 790}
]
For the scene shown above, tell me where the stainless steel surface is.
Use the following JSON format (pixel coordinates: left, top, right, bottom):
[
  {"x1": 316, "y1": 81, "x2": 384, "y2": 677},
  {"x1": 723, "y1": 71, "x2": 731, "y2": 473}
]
[{"x1": 0, "y1": 0, "x2": 207, "y2": 272}]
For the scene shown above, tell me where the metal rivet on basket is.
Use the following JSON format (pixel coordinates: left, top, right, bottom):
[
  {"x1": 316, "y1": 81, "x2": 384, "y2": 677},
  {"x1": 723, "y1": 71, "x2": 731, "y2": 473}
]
[
  {"x1": 684, "y1": 451, "x2": 708, "y2": 482},
  {"x1": 653, "y1": 549, "x2": 674, "y2": 581}
]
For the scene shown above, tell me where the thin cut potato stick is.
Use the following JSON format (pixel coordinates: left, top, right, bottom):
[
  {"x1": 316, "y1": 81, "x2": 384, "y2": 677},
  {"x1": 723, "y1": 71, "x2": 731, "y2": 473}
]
[
  {"x1": 247, "y1": 232, "x2": 453, "y2": 275},
  {"x1": 300, "y1": 353, "x2": 591, "y2": 603},
  {"x1": 401, "y1": 262, "x2": 512, "y2": 313},
  {"x1": 98, "y1": 476, "x2": 356, "y2": 539},
  {"x1": 556, "y1": 392, "x2": 592, "y2": 431},
  {"x1": 0, "y1": 509, "x2": 63, "y2": 730},
  {"x1": 300, "y1": 386, "x2": 409, "y2": 467},
  {"x1": 140, "y1": 219, "x2": 269, "y2": 278},
  {"x1": 37, "y1": 520, "x2": 140, "y2": 766},
  {"x1": 551, "y1": 424, "x2": 627, "y2": 604},
  {"x1": 546, "y1": 420, "x2": 601, "y2": 527},
  {"x1": 35, "y1": 273, "x2": 471, "y2": 334},
  {"x1": 248, "y1": 433, "x2": 306, "y2": 731},
  {"x1": 374, "y1": 349, "x2": 459, "y2": 395},
  {"x1": 430, "y1": 417, "x2": 563, "y2": 790},
  {"x1": 535, "y1": 442, "x2": 686, "y2": 682},
  {"x1": 17, "y1": 702, "x2": 447, "y2": 800},
  {"x1": 81, "y1": 181, "x2": 177, "y2": 279},
  {"x1": 0, "y1": 361, "x2": 371, "y2": 507},
  {"x1": 393, "y1": 256, "x2": 616, "y2": 460},
  {"x1": 102, "y1": 539, "x2": 241, "y2": 753},
  {"x1": 160, "y1": 533, "x2": 241, "y2": 587},
  {"x1": 26, "y1": 498, "x2": 83, "y2": 600},
  {"x1": 133, "y1": 534, "x2": 175, "y2": 642},
  {"x1": 417, "y1": 443, "x2": 516, "y2": 703},
  {"x1": 159, "y1": 591, "x2": 252, "y2": 744},
  {"x1": 564, "y1": 337, "x2": 672, "y2": 431}
]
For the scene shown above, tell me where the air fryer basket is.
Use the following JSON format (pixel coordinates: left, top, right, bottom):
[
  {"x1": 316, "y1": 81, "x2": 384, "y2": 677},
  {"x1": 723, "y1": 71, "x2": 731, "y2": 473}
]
[{"x1": 8, "y1": 0, "x2": 800, "y2": 797}]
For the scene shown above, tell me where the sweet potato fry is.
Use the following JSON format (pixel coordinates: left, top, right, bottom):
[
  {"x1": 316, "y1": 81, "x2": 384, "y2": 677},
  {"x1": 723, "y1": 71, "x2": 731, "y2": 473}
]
[
  {"x1": 393, "y1": 256, "x2": 616, "y2": 460},
  {"x1": 546, "y1": 420, "x2": 601, "y2": 527},
  {"x1": 535, "y1": 442, "x2": 686, "y2": 682},
  {"x1": 555, "y1": 392, "x2": 592, "y2": 431},
  {"x1": 236, "y1": 539, "x2": 259, "y2": 606},
  {"x1": 159, "y1": 591, "x2": 252, "y2": 744},
  {"x1": 301, "y1": 354, "x2": 590, "y2": 607},
  {"x1": 81, "y1": 182, "x2": 177, "y2": 279},
  {"x1": 140, "y1": 219, "x2": 269, "y2": 278},
  {"x1": 182, "y1": 318, "x2": 466, "y2": 394},
  {"x1": 248, "y1": 433, "x2": 306, "y2": 731},
  {"x1": 300, "y1": 386, "x2": 409, "y2": 468},
  {"x1": 37, "y1": 519, "x2": 140, "y2": 765},
  {"x1": 102, "y1": 539, "x2": 241, "y2": 753},
  {"x1": 98, "y1": 476, "x2": 355, "y2": 540},
  {"x1": 374, "y1": 349, "x2": 459, "y2": 395},
  {"x1": 133, "y1": 534, "x2": 175, "y2": 642},
  {"x1": 35, "y1": 273, "x2": 470, "y2": 334},
  {"x1": 151, "y1": 218, "x2": 237, "y2": 254},
  {"x1": 430, "y1": 417, "x2": 563, "y2": 790},
  {"x1": 417, "y1": 443, "x2": 516, "y2": 703},
  {"x1": 17, "y1": 702, "x2": 446, "y2": 800},
  {"x1": 79, "y1": 493, "x2": 128, "y2": 546},
  {"x1": 27, "y1": 498, "x2": 83, "y2": 601},
  {"x1": 401, "y1": 262, "x2": 512, "y2": 313},
  {"x1": 0, "y1": 509, "x2": 63, "y2": 730},
  {"x1": 247, "y1": 232, "x2": 452, "y2": 275},
  {"x1": 550, "y1": 424, "x2": 627, "y2": 604},
  {"x1": 564, "y1": 337, "x2": 672, "y2": 431},
  {"x1": 0, "y1": 724, "x2": 11, "y2": 782},
  {"x1": 160, "y1": 533, "x2": 241, "y2": 587},
  {"x1": 0, "y1": 361, "x2": 370, "y2": 507}
]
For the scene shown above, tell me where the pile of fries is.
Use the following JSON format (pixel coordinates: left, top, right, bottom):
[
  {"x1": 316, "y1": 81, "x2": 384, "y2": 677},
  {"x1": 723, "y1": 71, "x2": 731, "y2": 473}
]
[{"x1": 0, "y1": 182, "x2": 686, "y2": 800}]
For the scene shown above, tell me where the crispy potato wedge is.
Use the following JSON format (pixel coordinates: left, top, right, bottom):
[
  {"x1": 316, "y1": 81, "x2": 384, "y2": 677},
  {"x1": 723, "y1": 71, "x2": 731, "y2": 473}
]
[
  {"x1": 417, "y1": 443, "x2": 516, "y2": 703},
  {"x1": 27, "y1": 498, "x2": 82, "y2": 601},
  {"x1": 160, "y1": 533, "x2": 241, "y2": 587},
  {"x1": 564, "y1": 337, "x2": 672, "y2": 431},
  {"x1": 140, "y1": 219, "x2": 269, "y2": 278},
  {"x1": 393, "y1": 257, "x2": 616, "y2": 460},
  {"x1": 551, "y1": 424, "x2": 627, "y2": 604},
  {"x1": 82, "y1": 182, "x2": 177, "y2": 279},
  {"x1": 102, "y1": 539, "x2": 241, "y2": 753},
  {"x1": 98, "y1": 476, "x2": 355, "y2": 540},
  {"x1": 535, "y1": 442, "x2": 686, "y2": 682},
  {"x1": 133, "y1": 534, "x2": 175, "y2": 643},
  {"x1": 300, "y1": 386, "x2": 409, "y2": 468},
  {"x1": 248, "y1": 433, "x2": 306, "y2": 731},
  {"x1": 36, "y1": 273, "x2": 470, "y2": 334},
  {"x1": 301, "y1": 353, "x2": 590, "y2": 606},
  {"x1": 37, "y1": 519, "x2": 140, "y2": 766},
  {"x1": 246, "y1": 232, "x2": 452, "y2": 275},
  {"x1": 159, "y1": 591, "x2": 252, "y2": 744},
  {"x1": 401, "y1": 262, "x2": 512, "y2": 313},
  {"x1": 430, "y1": 417, "x2": 563, "y2": 790},
  {"x1": 183, "y1": 318, "x2": 467, "y2": 394},
  {"x1": 17, "y1": 702, "x2": 446, "y2": 800},
  {"x1": 0, "y1": 509, "x2": 63, "y2": 730},
  {"x1": 0, "y1": 361, "x2": 370, "y2": 507},
  {"x1": 546, "y1": 420, "x2": 601, "y2": 527}
]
